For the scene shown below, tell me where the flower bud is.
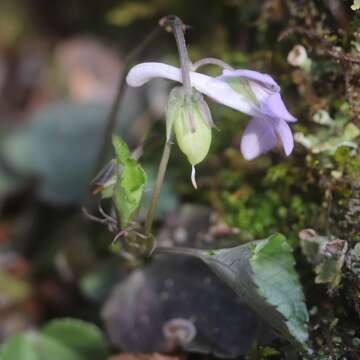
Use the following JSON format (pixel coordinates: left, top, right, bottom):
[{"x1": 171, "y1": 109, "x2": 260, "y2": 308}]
[{"x1": 166, "y1": 86, "x2": 212, "y2": 188}]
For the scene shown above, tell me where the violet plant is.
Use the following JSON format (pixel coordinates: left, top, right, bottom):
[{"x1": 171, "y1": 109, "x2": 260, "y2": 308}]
[
  {"x1": 91, "y1": 15, "x2": 310, "y2": 352},
  {"x1": 127, "y1": 39, "x2": 297, "y2": 186}
]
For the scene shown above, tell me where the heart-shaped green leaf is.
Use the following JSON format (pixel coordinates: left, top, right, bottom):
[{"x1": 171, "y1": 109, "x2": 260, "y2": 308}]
[
  {"x1": 158, "y1": 234, "x2": 309, "y2": 348},
  {"x1": 200, "y1": 234, "x2": 309, "y2": 347}
]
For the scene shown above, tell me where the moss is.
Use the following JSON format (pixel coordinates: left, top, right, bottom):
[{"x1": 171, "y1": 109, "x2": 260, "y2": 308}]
[{"x1": 216, "y1": 164, "x2": 319, "y2": 244}]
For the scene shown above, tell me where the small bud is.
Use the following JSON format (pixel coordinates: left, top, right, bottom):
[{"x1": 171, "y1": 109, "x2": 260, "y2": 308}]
[{"x1": 166, "y1": 86, "x2": 212, "y2": 187}]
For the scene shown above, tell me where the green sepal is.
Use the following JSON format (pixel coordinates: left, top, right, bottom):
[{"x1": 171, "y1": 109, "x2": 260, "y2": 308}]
[
  {"x1": 167, "y1": 86, "x2": 212, "y2": 166},
  {"x1": 112, "y1": 136, "x2": 147, "y2": 228}
]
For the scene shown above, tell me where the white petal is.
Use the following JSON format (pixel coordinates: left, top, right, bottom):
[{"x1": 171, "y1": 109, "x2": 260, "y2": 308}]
[
  {"x1": 127, "y1": 62, "x2": 181, "y2": 86},
  {"x1": 126, "y1": 62, "x2": 259, "y2": 116}
]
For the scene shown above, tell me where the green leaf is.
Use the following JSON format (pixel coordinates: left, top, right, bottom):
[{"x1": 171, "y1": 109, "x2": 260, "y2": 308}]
[
  {"x1": 200, "y1": 234, "x2": 309, "y2": 347},
  {"x1": 42, "y1": 318, "x2": 107, "y2": 360},
  {"x1": 112, "y1": 136, "x2": 131, "y2": 161},
  {"x1": 0, "y1": 319, "x2": 108, "y2": 360},
  {"x1": 0, "y1": 332, "x2": 82, "y2": 360},
  {"x1": 112, "y1": 136, "x2": 147, "y2": 228},
  {"x1": 250, "y1": 234, "x2": 309, "y2": 345}
]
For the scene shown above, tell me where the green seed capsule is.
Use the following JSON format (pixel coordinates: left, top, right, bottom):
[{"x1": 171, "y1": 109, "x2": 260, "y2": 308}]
[
  {"x1": 166, "y1": 86, "x2": 213, "y2": 188},
  {"x1": 167, "y1": 86, "x2": 212, "y2": 166}
]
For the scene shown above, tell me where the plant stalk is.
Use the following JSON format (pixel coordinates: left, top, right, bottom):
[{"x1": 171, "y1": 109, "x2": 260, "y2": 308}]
[
  {"x1": 144, "y1": 15, "x2": 193, "y2": 237},
  {"x1": 160, "y1": 15, "x2": 192, "y2": 96},
  {"x1": 192, "y1": 57, "x2": 234, "y2": 71},
  {"x1": 144, "y1": 140, "x2": 172, "y2": 236}
]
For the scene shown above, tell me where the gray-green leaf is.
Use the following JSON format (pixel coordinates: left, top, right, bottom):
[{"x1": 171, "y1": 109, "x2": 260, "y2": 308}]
[{"x1": 299, "y1": 229, "x2": 348, "y2": 289}]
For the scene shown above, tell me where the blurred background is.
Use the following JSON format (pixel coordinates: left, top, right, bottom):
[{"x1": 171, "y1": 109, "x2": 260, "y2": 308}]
[{"x1": 0, "y1": 0, "x2": 359, "y2": 358}]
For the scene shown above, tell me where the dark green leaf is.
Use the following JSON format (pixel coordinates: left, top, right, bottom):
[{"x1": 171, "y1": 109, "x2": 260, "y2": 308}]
[
  {"x1": 249, "y1": 234, "x2": 309, "y2": 345},
  {"x1": 200, "y1": 234, "x2": 309, "y2": 347}
]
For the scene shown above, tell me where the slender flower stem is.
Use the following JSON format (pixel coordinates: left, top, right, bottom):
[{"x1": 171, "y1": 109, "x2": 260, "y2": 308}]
[
  {"x1": 160, "y1": 15, "x2": 192, "y2": 96},
  {"x1": 192, "y1": 57, "x2": 234, "y2": 71},
  {"x1": 144, "y1": 15, "x2": 193, "y2": 237},
  {"x1": 144, "y1": 140, "x2": 172, "y2": 236},
  {"x1": 160, "y1": 16, "x2": 196, "y2": 131}
]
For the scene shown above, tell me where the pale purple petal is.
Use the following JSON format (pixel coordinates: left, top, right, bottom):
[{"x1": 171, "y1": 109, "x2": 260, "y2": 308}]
[
  {"x1": 269, "y1": 117, "x2": 294, "y2": 156},
  {"x1": 127, "y1": 62, "x2": 181, "y2": 86},
  {"x1": 260, "y1": 92, "x2": 297, "y2": 122},
  {"x1": 218, "y1": 69, "x2": 280, "y2": 105},
  {"x1": 219, "y1": 69, "x2": 297, "y2": 123},
  {"x1": 220, "y1": 69, "x2": 280, "y2": 93},
  {"x1": 126, "y1": 62, "x2": 259, "y2": 116},
  {"x1": 240, "y1": 117, "x2": 277, "y2": 160}
]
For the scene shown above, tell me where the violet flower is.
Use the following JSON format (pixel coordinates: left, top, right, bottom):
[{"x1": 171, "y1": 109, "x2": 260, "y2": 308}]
[
  {"x1": 126, "y1": 62, "x2": 297, "y2": 160},
  {"x1": 218, "y1": 69, "x2": 296, "y2": 160}
]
